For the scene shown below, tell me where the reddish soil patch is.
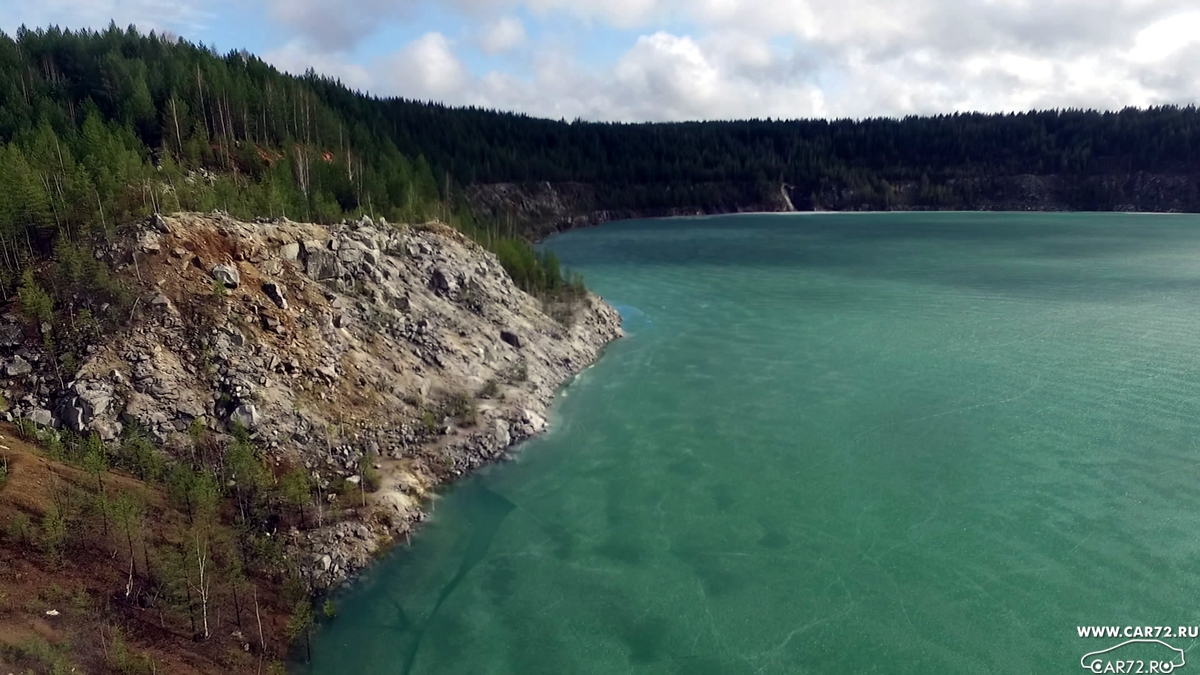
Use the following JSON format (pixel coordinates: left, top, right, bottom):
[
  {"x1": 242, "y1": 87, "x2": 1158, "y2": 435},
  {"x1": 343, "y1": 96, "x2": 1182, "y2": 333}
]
[{"x1": 0, "y1": 424, "x2": 292, "y2": 674}]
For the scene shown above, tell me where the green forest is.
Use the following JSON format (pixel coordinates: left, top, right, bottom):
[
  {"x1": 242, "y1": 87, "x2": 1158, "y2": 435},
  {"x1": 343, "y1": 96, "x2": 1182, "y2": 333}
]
[
  {"x1": 0, "y1": 24, "x2": 572, "y2": 297},
  {"x1": 3, "y1": 24, "x2": 1200, "y2": 289},
  {"x1": 384, "y1": 101, "x2": 1200, "y2": 211}
]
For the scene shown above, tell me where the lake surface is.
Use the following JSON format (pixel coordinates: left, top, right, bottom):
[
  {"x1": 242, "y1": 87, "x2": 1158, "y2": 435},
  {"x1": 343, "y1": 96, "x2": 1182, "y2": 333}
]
[{"x1": 308, "y1": 213, "x2": 1200, "y2": 673}]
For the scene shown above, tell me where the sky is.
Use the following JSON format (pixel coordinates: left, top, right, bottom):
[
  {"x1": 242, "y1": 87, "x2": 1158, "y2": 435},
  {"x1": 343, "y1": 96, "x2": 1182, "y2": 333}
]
[{"x1": 4, "y1": 0, "x2": 1200, "y2": 122}]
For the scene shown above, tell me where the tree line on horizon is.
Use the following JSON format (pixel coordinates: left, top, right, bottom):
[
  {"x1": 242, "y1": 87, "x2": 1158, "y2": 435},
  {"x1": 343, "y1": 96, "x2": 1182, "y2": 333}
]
[
  {"x1": 3, "y1": 23, "x2": 1200, "y2": 276},
  {"x1": 380, "y1": 101, "x2": 1200, "y2": 212}
]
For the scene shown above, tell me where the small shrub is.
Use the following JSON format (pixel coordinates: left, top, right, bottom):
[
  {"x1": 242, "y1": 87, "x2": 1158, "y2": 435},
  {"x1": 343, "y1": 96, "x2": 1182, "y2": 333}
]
[
  {"x1": 14, "y1": 417, "x2": 37, "y2": 440},
  {"x1": 17, "y1": 269, "x2": 54, "y2": 327},
  {"x1": 442, "y1": 392, "x2": 472, "y2": 420},
  {"x1": 40, "y1": 508, "x2": 69, "y2": 566},
  {"x1": 0, "y1": 636, "x2": 78, "y2": 675},
  {"x1": 479, "y1": 379, "x2": 500, "y2": 399},
  {"x1": 6, "y1": 512, "x2": 30, "y2": 544},
  {"x1": 118, "y1": 430, "x2": 164, "y2": 482},
  {"x1": 420, "y1": 410, "x2": 438, "y2": 434},
  {"x1": 504, "y1": 362, "x2": 528, "y2": 383},
  {"x1": 323, "y1": 599, "x2": 338, "y2": 620},
  {"x1": 44, "y1": 433, "x2": 67, "y2": 462},
  {"x1": 360, "y1": 458, "x2": 381, "y2": 493},
  {"x1": 107, "y1": 629, "x2": 159, "y2": 675}
]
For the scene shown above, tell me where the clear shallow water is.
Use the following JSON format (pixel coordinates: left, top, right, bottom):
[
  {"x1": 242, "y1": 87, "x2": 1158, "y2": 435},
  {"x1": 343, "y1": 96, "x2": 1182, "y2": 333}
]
[{"x1": 308, "y1": 213, "x2": 1200, "y2": 674}]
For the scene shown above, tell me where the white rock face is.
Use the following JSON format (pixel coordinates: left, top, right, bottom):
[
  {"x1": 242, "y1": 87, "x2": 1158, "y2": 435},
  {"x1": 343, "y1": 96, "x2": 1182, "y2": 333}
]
[{"x1": 4, "y1": 212, "x2": 625, "y2": 590}]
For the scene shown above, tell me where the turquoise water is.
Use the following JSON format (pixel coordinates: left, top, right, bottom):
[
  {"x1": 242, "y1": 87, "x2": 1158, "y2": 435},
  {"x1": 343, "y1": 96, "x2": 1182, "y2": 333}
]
[{"x1": 309, "y1": 213, "x2": 1200, "y2": 674}]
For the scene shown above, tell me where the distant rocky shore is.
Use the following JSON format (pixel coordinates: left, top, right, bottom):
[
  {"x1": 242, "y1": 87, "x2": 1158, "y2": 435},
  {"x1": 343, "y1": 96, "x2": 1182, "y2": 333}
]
[{"x1": 467, "y1": 173, "x2": 1200, "y2": 240}]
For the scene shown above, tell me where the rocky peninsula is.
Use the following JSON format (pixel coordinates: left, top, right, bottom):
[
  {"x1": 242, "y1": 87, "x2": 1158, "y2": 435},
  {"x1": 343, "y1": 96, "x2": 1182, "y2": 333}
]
[{"x1": 0, "y1": 212, "x2": 622, "y2": 592}]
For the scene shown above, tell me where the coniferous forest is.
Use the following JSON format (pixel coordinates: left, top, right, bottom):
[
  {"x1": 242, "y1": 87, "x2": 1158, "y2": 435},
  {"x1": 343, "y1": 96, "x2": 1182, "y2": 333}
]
[
  {"x1": 3, "y1": 24, "x2": 1200, "y2": 289},
  {"x1": 0, "y1": 25, "x2": 574, "y2": 296}
]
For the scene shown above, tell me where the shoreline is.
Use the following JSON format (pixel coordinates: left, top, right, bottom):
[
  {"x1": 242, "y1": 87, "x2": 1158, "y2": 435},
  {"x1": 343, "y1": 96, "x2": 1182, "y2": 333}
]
[{"x1": 326, "y1": 317, "x2": 621, "y2": 589}]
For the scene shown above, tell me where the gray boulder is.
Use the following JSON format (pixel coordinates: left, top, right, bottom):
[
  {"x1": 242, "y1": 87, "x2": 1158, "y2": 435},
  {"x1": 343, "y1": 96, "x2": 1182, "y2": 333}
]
[
  {"x1": 5, "y1": 355, "x2": 32, "y2": 377},
  {"x1": 211, "y1": 264, "x2": 241, "y2": 289},
  {"x1": 263, "y1": 282, "x2": 288, "y2": 309},
  {"x1": 151, "y1": 293, "x2": 174, "y2": 312},
  {"x1": 59, "y1": 403, "x2": 86, "y2": 433},
  {"x1": 523, "y1": 409, "x2": 547, "y2": 433},
  {"x1": 151, "y1": 212, "x2": 169, "y2": 233},
  {"x1": 0, "y1": 324, "x2": 23, "y2": 348},
  {"x1": 90, "y1": 420, "x2": 121, "y2": 442},
  {"x1": 229, "y1": 403, "x2": 259, "y2": 431},
  {"x1": 280, "y1": 242, "x2": 301, "y2": 260},
  {"x1": 175, "y1": 399, "x2": 207, "y2": 419},
  {"x1": 75, "y1": 382, "x2": 114, "y2": 419},
  {"x1": 306, "y1": 249, "x2": 344, "y2": 280},
  {"x1": 26, "y1": 408, "x2": 53, "y2": 427},
  {"x1": 337, "y1": 245, "x2": 364, "y2": 265},
  {"x1": 494, "y1": 419, "x2": 511, "y2": 448},
  {"x1": 430, "y1": 268, "x2": 456, "y2": 294}
]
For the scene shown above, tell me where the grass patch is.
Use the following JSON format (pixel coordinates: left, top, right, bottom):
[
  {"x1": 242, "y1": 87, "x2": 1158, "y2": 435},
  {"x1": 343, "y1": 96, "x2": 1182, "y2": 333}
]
[{"x1": 0, "y1": 636, "x2": 79, "y2": 675}]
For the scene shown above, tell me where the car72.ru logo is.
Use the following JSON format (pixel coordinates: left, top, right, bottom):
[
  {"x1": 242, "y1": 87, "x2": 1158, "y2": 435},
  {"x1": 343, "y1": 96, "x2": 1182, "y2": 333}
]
[{"x1": 1081, "y1": 639, "x2": 1187, "y2": 673}]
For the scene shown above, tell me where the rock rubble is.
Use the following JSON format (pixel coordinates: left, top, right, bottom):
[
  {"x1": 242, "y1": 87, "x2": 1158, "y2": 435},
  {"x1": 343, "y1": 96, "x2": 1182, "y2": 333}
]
[{"x1": 0, "y1": 212, "x2": 622, "y2": 589}]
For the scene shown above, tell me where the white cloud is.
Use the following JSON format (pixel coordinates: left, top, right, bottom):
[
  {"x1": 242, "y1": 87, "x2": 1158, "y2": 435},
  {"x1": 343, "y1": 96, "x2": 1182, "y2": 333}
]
[
  {"x1": 1129, "y1": 10, "x2": 1200, "y2": 63},
  {"x1": 383, "y1": 32, "x2": 470, "y2": 100},
  {"x1": 13, "y1": 0, "x2": 1200, "y2": 122},
  {"x1": 3, "y1": 0, "x2": 214, "y2": 35},
  {"x1": 265, "y1": 39, "x2": 373, "y2": 91},
  {"x1": 478, "y1": 16, "x2": 527, "y2": 54},
  {"x1": 268, "y1": 0, "x2": 405, "y2": 52}
]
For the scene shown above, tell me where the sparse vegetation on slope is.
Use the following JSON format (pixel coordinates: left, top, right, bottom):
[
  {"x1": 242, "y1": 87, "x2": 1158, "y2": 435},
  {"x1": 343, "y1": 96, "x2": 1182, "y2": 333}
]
[{"x1": 0, "y1": 421, "x2": 305, "y2": 673}]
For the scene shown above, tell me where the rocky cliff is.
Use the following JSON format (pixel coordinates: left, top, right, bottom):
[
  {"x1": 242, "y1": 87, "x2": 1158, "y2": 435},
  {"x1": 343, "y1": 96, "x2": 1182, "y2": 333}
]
[
  {"x1": 467, "y1": 181, "x2": 793, "y2": 239},
  {"x1": 466, "y1": 173, "x2": 1200, "y2": 239},
  {"x1": 0, "y1": 213, "x2": 622, "y2": 588}
]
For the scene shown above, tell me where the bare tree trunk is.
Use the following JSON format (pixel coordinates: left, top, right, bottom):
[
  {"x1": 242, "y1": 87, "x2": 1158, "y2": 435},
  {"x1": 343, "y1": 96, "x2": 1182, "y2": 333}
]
[
  {"x1": 196, "y1": 65, "x2": 210, "y2": 139},
  {"x1": 254, "y1": 586, "x2": 265, "y2": 673},
  {"x1": 232, "y1": 582, "x2": 243, "y2": 629},
  {"x1": 96, "y1": 189, "x2": 109, "y2": 240},
  {"x1": 170, "y1": 96, "x2": 184, "y2": 158},
  {"x1": 195, "y1": 529, "x2": 211, "y2": 639}
]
